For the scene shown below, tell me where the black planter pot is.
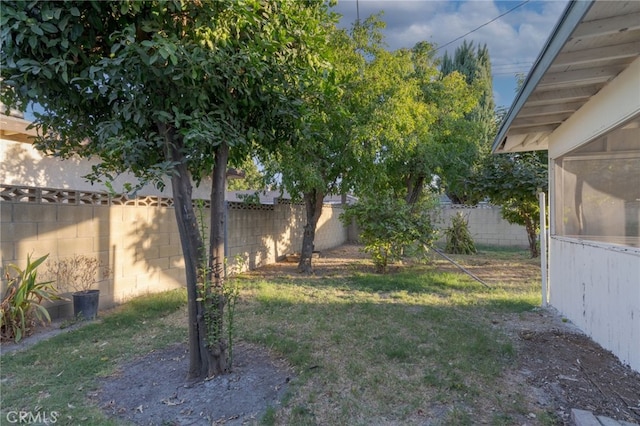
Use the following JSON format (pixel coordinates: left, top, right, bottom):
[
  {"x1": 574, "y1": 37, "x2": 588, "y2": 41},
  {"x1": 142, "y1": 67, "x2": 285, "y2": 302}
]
[{"x1": 72, "y1": 290, "x2": 100, "y2": 320}]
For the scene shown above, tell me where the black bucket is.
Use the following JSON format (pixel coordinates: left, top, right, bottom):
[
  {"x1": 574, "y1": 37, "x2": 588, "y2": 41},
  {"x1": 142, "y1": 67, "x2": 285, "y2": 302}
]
[{"x1": 72, "y1": 290, "x2": 100, "y2": 320}]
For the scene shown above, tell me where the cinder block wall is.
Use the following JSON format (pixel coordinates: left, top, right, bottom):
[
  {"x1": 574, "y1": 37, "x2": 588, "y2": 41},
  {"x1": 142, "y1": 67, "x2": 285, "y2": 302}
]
[
  {"x1": 0, "y1": 185, "x2": 348, "y2": 319},
  {"x1": 435, "y1": 205, "x2": 529, "y2": 248},
  {"x1": 0, "y1": 187, "x2": 187, "y2": 318},
  {"x1": 224, "y1": 201, "x2": 347, "y2": 272}
]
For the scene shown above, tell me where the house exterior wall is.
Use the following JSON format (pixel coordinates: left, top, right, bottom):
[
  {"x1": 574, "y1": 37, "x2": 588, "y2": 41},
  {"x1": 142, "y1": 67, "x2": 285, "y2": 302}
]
[
  {"x1": 546, "y1": 57, "x2": 640, "y2": 372},
  {"x1": 549, "y1": 238, "x2": 640, "y2": 371},
  {"x1": 0, "y1": 137, "x2": 212, "y2": 199}
]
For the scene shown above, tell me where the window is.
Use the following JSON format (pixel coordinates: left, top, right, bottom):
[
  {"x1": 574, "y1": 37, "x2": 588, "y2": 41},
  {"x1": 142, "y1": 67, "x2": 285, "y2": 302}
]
[{"x1": 554, "y1": 115, "x2": 640, "y2": 247}]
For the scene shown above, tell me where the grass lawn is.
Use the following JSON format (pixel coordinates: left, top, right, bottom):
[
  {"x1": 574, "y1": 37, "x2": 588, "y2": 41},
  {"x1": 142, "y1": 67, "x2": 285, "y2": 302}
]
[{"x1": 1, "y1": 245, "x2": 543, "y2": 425}]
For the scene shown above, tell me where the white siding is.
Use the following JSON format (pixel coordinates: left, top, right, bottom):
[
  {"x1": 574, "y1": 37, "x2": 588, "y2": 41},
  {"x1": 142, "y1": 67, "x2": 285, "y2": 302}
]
[{"x1": 549, "y1": 237, "x2": 640, "y2": 371}]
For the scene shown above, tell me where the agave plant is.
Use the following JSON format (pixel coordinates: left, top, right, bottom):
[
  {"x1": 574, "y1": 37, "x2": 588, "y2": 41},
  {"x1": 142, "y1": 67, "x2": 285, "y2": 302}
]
[{"x1": 1, "y1": 254, "x2": 60, "y2": 342}]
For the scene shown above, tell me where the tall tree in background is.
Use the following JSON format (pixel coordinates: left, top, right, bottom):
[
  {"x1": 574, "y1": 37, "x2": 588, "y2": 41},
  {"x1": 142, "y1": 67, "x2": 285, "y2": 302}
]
[
  {"x1": 440, "y1": 41, "x2": 496, "y2": 204},
  {"x1": 1, "y1": 0, "x2": 330, "y2": 378},
  {"x1": 356, "y1": 37, "x2": 478, "y2": 205},
  {"x1": 342, "y1": 16, "x2": 478, "y2": 272}
]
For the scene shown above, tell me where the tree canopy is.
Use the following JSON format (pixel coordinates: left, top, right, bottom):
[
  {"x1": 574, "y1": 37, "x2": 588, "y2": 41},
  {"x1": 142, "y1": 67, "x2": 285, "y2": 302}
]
[
  {"x1": 353, "y1": 30, "x2": 479, "y2": 205},
  {"x1": 339, "y1": 16, "x2": 480, "y2": 271},
  {"x1": 439, "y1": 41, "x2": 496, "y2": 204},
  {"x1": 1, "y1": 0, "x2": 332, "y2": 378}
]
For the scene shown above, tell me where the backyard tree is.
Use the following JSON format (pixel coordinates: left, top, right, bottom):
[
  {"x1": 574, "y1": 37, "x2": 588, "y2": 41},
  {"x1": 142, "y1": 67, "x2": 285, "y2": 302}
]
[
  {"x1": 356, "y1": 41, "x2": 478, "y2": 205},
  {"x1": 473, "y1": 151, "x2": 548, "y2": 257},
  {"x1": 440, "y1": 41, "x2": 497, "y2": 204},
  {"x1": 1, "y1": 0, "x2": 330, "y2": 378},
  {"x1": 260, "y1": 20, "x2": 374, "y2": 274},
  {"x1": 342, "y1": 19, "x2": 478, "y2": 269}
]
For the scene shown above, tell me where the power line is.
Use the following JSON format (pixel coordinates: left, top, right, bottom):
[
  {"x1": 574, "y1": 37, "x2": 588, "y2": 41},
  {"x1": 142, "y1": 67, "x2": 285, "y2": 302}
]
[{"x1": 434, "y1": 0, "x2": 530, "y2": 52}]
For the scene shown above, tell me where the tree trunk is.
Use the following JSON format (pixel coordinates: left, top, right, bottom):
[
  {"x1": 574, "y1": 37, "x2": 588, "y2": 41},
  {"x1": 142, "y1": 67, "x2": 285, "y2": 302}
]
[
  {"x1": 161, "y1": 124, "x2": 230, "y2": 379},
  {"x1": 204, "y1": 142, "x2": 230, "y2": 376},
  {"x1": 160, "y1": 126, "x2": 208, "y2": 380},
  {"x1": 406, "y1": 175, "x2": 425, "y2": 206},
  {"x1": 524, "y1": 215, "x2": 539, "y2": 258},
  {"x1": 298, "y1": 189, "x2": 324, "y2": 274}
]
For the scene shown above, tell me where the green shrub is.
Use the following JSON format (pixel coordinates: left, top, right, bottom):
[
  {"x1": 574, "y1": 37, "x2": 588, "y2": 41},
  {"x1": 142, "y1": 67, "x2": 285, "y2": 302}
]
[
  {"x1": 444, "y1": 212, "x2": 477, "y2": 254},
  {"x1": 1, "y1": 254, "x2": 60, "y2": 342},
  {"x1": 342, "y1": 195, "x2": 437, "y2": 273}
]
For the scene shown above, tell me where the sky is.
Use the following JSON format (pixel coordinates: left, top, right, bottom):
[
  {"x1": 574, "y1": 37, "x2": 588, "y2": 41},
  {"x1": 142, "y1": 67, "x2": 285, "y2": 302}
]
[{"x1": 330, "y1": 0, "x2": 570, "y2": 108}]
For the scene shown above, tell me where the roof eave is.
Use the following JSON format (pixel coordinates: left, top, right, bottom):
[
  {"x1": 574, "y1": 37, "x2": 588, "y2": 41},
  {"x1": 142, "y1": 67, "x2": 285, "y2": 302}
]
[{"x1": 491, "y1": 0, "x2": 595, "y2": 154}]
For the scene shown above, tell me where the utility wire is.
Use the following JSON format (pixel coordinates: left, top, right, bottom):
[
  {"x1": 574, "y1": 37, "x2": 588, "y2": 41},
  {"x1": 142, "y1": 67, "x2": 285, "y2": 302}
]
[{"x1": 434, "y1": 0, "x2": 530, "y2": 52}]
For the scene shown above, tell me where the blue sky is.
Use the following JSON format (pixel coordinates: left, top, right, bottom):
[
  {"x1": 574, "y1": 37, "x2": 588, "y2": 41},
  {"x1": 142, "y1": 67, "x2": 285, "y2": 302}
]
[{"x1": 331, "y1": 0, "x2": 570, "y2": 108}]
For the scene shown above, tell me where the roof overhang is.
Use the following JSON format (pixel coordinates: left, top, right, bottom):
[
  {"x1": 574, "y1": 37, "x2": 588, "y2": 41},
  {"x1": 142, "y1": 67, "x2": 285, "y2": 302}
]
[
  {"x1": 0, "y1": 113, "x2": 37, "y2": 143},
  {"x1": 492, "y1": 0, "x2": 640, "y2": 154}
]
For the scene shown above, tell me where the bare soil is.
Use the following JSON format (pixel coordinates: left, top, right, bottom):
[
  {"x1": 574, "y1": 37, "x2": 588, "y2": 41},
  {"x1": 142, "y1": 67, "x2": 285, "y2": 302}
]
[
  {"x1": 7, "y1": 245, "x2": 640, "y2": 425},
  {"x1": 96, "y1": 341, "x2": 292, "y2": 425}
]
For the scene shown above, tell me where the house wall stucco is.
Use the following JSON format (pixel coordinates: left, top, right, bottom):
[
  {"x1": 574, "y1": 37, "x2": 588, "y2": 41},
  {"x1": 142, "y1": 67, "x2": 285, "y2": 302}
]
[
  {"x1": 545, "y1": 56, "x2": 640, "y2": 372},
  {"x1": 549, "y1": 238, "x2": 640, "y2": 372}
]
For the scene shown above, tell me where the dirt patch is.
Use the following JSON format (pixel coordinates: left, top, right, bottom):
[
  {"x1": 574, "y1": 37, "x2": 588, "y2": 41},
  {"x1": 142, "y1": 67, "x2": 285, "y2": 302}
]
[
  {"x1": 492, "y1": 309, "x2": 640, "y2": 424},
  {"x1": 519, "y1": 327, "x2": 640, "y2": 424},
  {"x1": 96, "y1": 341, "x2": 292, "y2": 426}
]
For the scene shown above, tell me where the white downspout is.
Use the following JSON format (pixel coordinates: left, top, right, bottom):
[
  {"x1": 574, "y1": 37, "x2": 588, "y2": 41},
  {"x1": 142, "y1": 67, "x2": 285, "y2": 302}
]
[{"x1": 539, "y1": 192, "x2": 548, "y2": 307}]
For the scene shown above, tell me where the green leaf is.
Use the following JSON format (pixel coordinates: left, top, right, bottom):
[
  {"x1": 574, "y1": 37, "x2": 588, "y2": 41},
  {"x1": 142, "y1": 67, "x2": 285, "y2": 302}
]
[
  {"x1": 41, "y1": 22, "x2": 58, "y2": 34},
  {"x1": 30, "y1": 23, "x2": 44, "y2": 36},
  {"x1": 42, "y1": 7, "x2": 55, "y2": 21},
  {"x1": 69, "y1": 7, "x2": 80, "y2": 17}
]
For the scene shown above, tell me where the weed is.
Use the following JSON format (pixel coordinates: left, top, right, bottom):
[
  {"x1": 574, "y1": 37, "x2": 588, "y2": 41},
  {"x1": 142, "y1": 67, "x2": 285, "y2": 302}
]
[{"x1": 444, "y1": 211, "x2": 477, "y2": 254}]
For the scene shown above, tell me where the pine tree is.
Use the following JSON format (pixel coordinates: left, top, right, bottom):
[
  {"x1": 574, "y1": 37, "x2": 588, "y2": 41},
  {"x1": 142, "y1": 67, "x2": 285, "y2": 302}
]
[{"x1": 439, "y1": 41, "x2": 496, "y2": 204}]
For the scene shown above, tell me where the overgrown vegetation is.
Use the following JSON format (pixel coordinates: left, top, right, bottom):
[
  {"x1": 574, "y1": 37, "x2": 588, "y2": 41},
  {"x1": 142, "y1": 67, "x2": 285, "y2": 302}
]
[
  {"x1": 1, "y1": 254, "x2": 60, "y2": 342},
  {"x1": 444, "y1": 211, "x2": 477, "y2": 255}
]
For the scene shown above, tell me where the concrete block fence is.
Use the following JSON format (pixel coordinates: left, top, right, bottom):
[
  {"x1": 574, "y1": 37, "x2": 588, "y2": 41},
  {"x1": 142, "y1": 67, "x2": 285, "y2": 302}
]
[
  {"x1": 0, "y1": 185, "x2": 347, "y2": 318},
  {"x1": 435, "y1": 204, "x2": 529, "y2": 248}
]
